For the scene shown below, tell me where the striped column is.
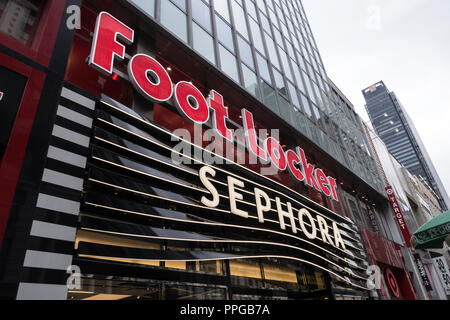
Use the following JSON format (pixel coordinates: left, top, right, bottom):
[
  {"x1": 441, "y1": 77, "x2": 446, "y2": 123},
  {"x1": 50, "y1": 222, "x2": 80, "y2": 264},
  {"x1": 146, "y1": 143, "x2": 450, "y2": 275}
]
[{"x1": 16, "y1": 86, "x2": 96, "y2": 300}]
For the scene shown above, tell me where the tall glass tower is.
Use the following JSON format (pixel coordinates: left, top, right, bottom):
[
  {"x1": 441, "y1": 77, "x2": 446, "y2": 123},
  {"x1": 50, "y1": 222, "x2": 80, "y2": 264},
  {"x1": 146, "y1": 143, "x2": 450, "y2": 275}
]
[{"x1": 362, "y1": 81, "x2": 449, "y2": 211}]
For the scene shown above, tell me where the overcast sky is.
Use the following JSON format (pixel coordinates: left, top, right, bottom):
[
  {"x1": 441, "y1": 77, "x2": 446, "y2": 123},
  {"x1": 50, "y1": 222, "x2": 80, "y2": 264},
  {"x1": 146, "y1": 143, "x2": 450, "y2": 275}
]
[{"x1": 302, "y1": 0, "x2": 450, "y2": 205}]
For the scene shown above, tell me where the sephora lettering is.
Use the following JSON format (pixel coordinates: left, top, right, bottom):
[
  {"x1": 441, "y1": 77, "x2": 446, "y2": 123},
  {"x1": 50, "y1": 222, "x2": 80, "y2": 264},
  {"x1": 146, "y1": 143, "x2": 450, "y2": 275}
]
[
  {"x1": 199, "y1": 166, "x2": 346, "y2": 251},
  {"x1": 88, "y1": 12, "x2": 340, "y2": 201}
]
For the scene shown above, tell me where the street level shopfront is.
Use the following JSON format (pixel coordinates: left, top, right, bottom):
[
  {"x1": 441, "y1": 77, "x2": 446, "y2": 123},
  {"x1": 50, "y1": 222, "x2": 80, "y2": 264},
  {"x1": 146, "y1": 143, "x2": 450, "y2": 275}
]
[{"x1": 0, "y1": 0, "x2": 414, "y2": 300}]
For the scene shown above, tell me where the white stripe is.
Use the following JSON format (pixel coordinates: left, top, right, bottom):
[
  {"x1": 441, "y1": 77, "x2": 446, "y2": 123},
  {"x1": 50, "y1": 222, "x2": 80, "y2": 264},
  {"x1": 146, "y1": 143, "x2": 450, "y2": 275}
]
[
  {"x1": 47, "y1": 146, "x2": 87, "y2": 168},
  {"x1": 36, "y1": 193, "x2": 80, "y2": 216},
  {"x1": 23, "y1": 250, "x2": 73, "y2": 271},
  {"x1": 30, "y1": 220, "x2": 77, "y2": 242},
  {"x1": 57, "y1": 105, "x2": 93, "y2": 128},
  {"x1": 42, "y1": 169, "x2": 83, "y2": 191},
  {"x1": 61, "y1": 87, "x2": 95, "y2": 110},
  {"x1": 52, "y1": 125, "x2": 90, "y2": 147},
  {"x1": 17, "y1": 283, "x2": 68, "y2": 300}
]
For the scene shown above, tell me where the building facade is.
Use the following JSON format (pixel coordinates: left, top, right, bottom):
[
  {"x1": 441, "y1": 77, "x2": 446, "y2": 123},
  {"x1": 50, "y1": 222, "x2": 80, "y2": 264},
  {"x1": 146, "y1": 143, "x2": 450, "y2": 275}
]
[
  {"x1": 362, "y1": 81, "x2": 450, "y2": 211},
  {"x1": 0, "y1": 0, "x2": 418, "y2": 300},
  {"x1": 364, "y1": 122, "x2": 449, "y2": 300}
]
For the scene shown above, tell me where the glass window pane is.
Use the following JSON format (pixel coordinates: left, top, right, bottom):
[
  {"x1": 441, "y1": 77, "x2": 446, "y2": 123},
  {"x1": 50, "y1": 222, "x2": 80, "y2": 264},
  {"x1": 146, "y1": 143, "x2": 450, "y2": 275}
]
[
  {"x1": 256, "y1": 53, "x2": 271, "y2": 83},
  {"x1": 237, "y1": 36, "x2": 254, "y2": 69},
  {"x1": 215, "y1": 0, "x2": 230, "y2": 22},
  {"x1": 263, "y1": 32, "x2": 280, "y2": 69},
  {"x1": 242, "y1": 64, "x2": 261, "y2": 99},
  {"x1": 249, "y1": 18, "x2": 264, "y2": 54},
  {"x1": 161, "y1": 0, "x2": 188, "y2": 43},
  {"x1": 132, "y1": 0, "x2": 155, "y2": 17},
  {"x1": 171, "y1": 0, "x2": 186, "y2": 11},
  {"x1": 300, "y1": 93, "x2": 313, "y2": 119},
  {"x1": 192, "y1": 0, "x2": 212, "y2": 32},
  {"x1": 256, "y1": 0, "x2": 267, "y2": 16},
  {"x1": 287, "y1": 81, "x2": 300, "y2": 110},
  {"x1": 219, "y1": 45, "x2": 239, "y2": 83},
  {"x1": 215, "y1": 15, "x2": 234, "y2": 52},
  {"x1": 261, "y1": 81, "x2": 279, "y2": 114},
  {"x1": 231, "y1": 0, "x2": 248, "y2": 39},
  {"x1": 278, "y1": 47, "x2": 293, "y2": 81},
  {"x1": 259, "y1": 11, "x2": 270, "y2": 33},
  {"x1": 273, "y1": 68, "x2": 287, "y2": 97},
  {"x1": 244, "y1": 0, "x2": 257, "y2": 19},
  {"x1": 279, "y1": 96, "x2": 293, "y2": 126},
  {"x1": 294, "y1": 109, "x2": 309, "y2": 137},
  {"x1": 193, "y1": 22, "x2": 216, "y2": 65}
]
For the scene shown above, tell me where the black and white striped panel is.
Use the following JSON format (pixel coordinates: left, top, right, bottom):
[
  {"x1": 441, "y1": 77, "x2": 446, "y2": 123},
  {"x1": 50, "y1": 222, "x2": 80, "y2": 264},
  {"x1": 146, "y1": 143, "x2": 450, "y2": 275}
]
[{"x1": 16, "y1": 86, "x2": 96, "y2": 300}]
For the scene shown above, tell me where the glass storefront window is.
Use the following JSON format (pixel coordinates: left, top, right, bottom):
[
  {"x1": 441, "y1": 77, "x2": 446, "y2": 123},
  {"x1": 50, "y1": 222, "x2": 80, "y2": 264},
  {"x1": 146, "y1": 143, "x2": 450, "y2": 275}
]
[
  {"x1": 192, "y1": 22, "x2": 216, "y2": 65},
  {"x1": 161, "y1": 0, "x2": 188, "y2": 43},
  {"x1": 0, "y1": 0, "x2": 46, "y2": 46}
]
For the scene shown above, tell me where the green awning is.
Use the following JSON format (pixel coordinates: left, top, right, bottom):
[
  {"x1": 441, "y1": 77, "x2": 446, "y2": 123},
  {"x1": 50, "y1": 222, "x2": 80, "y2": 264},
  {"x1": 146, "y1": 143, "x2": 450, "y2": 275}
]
[{"x1": 411, "y1": 210, "x2": 450, "y2": 249}]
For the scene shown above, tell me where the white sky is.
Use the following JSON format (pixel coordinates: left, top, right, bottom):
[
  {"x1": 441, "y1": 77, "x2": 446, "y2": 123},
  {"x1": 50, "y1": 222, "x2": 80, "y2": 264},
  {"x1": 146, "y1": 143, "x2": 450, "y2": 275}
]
[{"x1": 302, "y1": 0, "x2": 450, "y2": 203}]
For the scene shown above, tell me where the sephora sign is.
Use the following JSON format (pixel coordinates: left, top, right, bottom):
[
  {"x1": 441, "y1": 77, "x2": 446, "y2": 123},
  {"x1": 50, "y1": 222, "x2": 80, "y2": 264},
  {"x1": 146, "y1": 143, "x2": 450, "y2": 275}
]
[{"x1": 88, "y1": 12, "x2": 340, "y2": 202}]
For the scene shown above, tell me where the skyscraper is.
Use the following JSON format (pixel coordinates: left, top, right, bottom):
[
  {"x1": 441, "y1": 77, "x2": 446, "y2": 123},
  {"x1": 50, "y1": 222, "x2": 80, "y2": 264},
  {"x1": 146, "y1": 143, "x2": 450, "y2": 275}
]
[{"x1": 362, "y1": 81, "x2": 449, "y2": 211}]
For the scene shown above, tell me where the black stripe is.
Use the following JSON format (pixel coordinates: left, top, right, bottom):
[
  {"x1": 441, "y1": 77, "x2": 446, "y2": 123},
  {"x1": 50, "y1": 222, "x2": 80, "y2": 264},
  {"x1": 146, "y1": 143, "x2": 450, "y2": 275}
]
[
  {"x1": 20, "y1": 267, "x2": 68, "y2": 286},
  {"x1": 49, "y1": 136, "x2": 90, "y2": 158},
  {"x1": 54, "y1": 116, "x2": 92, "y2": 138},
  {"x1": 44, "y1": 158, "x2": 86, "y2": 179},
  {"x1": 33, "y1": 208, "x2": 79, "y2": 229},
  {"x1": 58, "y1": 96, "x2": 95, "y2": 119},
  {"x1": 27, "y1": 236, "x2": 75, "y2": 256},
  {"x1": 39, "y1": 182, "x2": 83, "y2": 203}
]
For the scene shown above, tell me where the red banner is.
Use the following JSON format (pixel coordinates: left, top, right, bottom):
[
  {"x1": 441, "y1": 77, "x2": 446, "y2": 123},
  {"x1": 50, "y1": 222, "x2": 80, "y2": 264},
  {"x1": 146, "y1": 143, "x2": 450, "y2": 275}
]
[{"x1": 386, "y1": 186, "x2": 412, "y2": 247}]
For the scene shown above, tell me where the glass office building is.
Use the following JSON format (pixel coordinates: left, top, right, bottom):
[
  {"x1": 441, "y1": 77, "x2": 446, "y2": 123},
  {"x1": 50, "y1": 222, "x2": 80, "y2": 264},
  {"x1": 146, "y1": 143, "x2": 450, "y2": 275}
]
[
  {"x1": 0, "y1": 0, "x2": 417, "y2": 300},
  {"x1": 362, "y1": 81, "x2": 449, "y2": 211}
]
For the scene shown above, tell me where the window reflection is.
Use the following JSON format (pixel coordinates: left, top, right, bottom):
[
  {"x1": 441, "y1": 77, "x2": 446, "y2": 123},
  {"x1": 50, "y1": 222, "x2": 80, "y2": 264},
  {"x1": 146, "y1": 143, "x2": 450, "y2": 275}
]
[
  {"x1": 0, "y1": 0, "x2": 45, "y2": 46},
  {"x1": 161, "y1": 0, "x2": 188, "y2": 43},
  {"x1": 192, "y1": 22, "x2": 216, "y2": 65}
]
